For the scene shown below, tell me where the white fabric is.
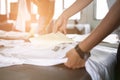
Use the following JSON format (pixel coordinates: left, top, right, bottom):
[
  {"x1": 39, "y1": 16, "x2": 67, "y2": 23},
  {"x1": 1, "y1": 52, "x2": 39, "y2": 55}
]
[
  {"x1": 75, "y1": 24, "x2": 91, "y2": 34},
  {"x1": 15, "y1": 0, "x2": 30, "y2": 32},
  {"x1": 86, "y1": 45, "x2": 117, "y2": 80},
  {"x1": 0, "y1": 55, "x2": 23, "y2": 67},
  {"x1": 67, "y1": 33, "x2": 119, "y2": 44},
  {"x1": 103, "y1": 34, "x2": 119, "y2": 44},
  {"x1": 0, "y1": 39, "x2": 74, "y2": 66},
  {"x1": 0, "y1": 30, "x2": 29, "y2": 40},
  {"x1": 0, "y1": 33, "x2": 118, "y2": 80}
]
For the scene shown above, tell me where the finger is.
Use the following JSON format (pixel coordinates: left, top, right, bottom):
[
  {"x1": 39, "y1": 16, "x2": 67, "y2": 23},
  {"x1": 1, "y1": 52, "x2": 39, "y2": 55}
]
[
  {"x1": 64, "y1": 58, "x2": 74, "y2": 69},
  {"x1": 53, "y1": 21, "x2": 57, "y2": 33},
  {"x1": 64, "y1": 61, "x2": 72, "y2": 68},
  {"x1": 53, "y1": 20, "x2": 61, "y2": 33},
  {"x1": 63, "y1": 27, "x2": 67, "y2": 34},
  {"x1": 63, "y1": 55, "x2": 67, "y2": 58},
  {"x1": 53, "y1": 24, "x2": 58, "y2": 33},
  {"x1": 62, "y1": 19, "x2": 67, "y2": 34},
  {"x1": 63, "y1": 50, "x2": 70, "y2": 59},
  {"x1": 59, "y1": 27, "x2": 66, "y2": 34},
  {"x1": 59, "y1": 27, "x2": 64, "y2": 33},
  {"x1": 74, "y1": 60, "x2": 85, "y2": 69}
]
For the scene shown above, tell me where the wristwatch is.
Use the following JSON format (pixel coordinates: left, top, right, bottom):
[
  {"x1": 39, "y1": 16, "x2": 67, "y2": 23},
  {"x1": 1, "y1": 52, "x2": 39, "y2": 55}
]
[{"x1": 74, "y1": 44, "x2": 90, "y2": 61}]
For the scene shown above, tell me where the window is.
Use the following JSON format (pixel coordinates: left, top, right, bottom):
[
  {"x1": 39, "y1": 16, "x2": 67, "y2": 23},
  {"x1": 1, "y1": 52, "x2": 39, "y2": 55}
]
[
  {"x1": 31, "y1": 2, "x2": 38, "y2": 14},
  {"x1": 63, "y1": 0, "x2": 81, "y2": 19},
  {"x1": 53, "y1": 0, "x2": 81, "y2": 19},
  {"x1": 0, "y1": 0, "x2": 7, "y2": 14},
  {"x1": 7, "y1": 0, "x2": 18, "y2": 14},
  {"x1": 0, "y1": 0, "x2": 80, "y2": 20},
  {"x1": 0, "y1": 0, "x2": 18, "y2": 16},
  {"x1": 53, "y1": 0, "x2": 63, "y2": 19},
  {"x1": 95, "y1": 0, "x2": 109, "y2": 19}
]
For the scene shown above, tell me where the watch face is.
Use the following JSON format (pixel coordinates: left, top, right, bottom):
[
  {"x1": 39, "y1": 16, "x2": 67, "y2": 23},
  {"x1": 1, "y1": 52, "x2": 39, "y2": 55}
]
[{"x1": 84, "y1": 52, "x2": 91, "y2": 61}]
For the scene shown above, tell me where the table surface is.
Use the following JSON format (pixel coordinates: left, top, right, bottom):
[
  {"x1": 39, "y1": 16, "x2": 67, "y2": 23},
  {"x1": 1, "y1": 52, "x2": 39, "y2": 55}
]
[{"x1": 0, "y1": 64, "x2": 91, "y2": 80}]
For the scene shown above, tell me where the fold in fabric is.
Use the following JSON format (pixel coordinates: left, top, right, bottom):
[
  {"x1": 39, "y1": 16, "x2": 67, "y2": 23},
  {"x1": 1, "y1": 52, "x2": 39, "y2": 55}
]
[{"x1": 86, "y1": 45, "x2": 117, "y2": 80}]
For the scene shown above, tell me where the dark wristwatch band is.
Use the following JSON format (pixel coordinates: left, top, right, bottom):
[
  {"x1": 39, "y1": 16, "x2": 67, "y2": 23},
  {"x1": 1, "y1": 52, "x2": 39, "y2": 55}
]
[{"x1": 74, "y1": 44, "x2": 90, "y2": 60}]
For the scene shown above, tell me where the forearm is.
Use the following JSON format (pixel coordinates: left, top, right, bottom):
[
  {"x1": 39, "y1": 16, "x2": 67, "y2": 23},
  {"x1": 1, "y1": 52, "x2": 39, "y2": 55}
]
[
  {"x1": 46, "y1": 1, "x2": 55, "y2": 25},
  {"x1": 79, "y1": 0, "x2": 120, "y2": 52},
  {"x1": 62, "y1": 0, "x2": 93, "y2": 19}
]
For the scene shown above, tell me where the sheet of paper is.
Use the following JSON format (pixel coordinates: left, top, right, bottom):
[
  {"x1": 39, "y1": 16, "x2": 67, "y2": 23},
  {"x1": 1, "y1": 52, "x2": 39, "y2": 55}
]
[{"x1": 29, "y1": 32, "x2": 73, "y2": 49}]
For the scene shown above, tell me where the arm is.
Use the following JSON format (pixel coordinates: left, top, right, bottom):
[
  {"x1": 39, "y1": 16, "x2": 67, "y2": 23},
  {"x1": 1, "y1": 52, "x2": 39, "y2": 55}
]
[
  {"x1": 53, "y1": 0, "x2": 93, "y2": 34},
  {"x1": 30, "y1": 0, "x2": 55, "y2": 34},
  {"x1": 64, "y1": 0, "x2": 120, "y2": 69},
  {"x1": 79, "y1": 0, "x2": 120, "y2": 53},
  {"x1": 62, "y1": 0, "x2": 93, "y2": 19},
  {"x1": 38, "y1": 0, "x2": 55, "y2": 34}
]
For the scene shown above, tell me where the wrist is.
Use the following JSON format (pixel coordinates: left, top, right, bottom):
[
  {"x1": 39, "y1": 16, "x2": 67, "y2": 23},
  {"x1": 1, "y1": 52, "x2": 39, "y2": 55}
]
[{"x1": 74, "y1": 44, "x2": 90, "y2": 60}]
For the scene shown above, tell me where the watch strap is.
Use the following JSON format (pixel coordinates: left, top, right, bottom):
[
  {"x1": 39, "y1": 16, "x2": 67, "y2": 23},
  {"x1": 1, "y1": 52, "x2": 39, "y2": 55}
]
[{"x1": 74, "y1": 44, "x2": 90, "y2": 60}]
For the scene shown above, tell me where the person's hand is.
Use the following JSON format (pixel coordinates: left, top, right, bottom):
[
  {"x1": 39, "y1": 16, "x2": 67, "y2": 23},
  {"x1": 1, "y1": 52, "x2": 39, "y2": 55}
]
[
  {"x1": 46, "y1": 20, "x2": 54, "y2": 34},
  {"x1": 53, "y1": 15, "x2": 68, "y2": 34},
  {"x1": 38, "y1": 27, "x2": 47, "y2": 35},
  {"x1": 64, "y1": 48, "x2": 86, "y2": 69}
]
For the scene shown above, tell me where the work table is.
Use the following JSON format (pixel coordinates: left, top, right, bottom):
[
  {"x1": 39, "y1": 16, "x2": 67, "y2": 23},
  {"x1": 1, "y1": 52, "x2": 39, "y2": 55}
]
[{"x1": 0, "y1": 64, "x2": 91, "y2": 80}]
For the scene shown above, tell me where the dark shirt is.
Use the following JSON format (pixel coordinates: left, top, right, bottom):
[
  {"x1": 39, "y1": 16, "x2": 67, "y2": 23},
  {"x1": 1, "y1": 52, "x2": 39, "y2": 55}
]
[{"x1": 107, "y1": 0, "x2": 120, "y2": 79}]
